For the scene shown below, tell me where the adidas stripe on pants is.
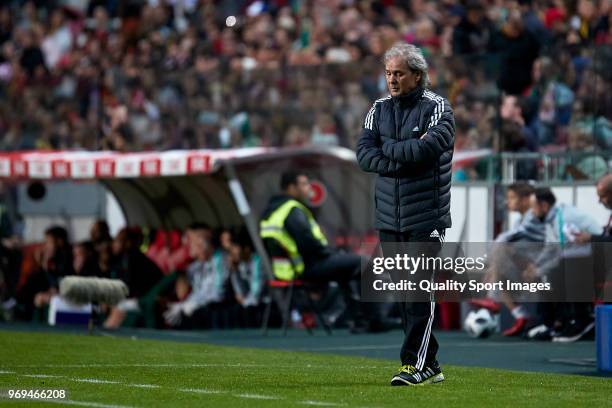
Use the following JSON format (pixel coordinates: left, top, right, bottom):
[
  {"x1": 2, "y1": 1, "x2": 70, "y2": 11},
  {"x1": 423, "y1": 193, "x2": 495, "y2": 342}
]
[{"x1": 379, "y1": 229, "x2": 444, "y2": 370}]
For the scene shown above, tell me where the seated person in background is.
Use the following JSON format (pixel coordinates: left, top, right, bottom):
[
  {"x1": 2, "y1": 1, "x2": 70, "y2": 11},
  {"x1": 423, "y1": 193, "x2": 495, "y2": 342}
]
[
  {"x1": 138, "y1": 223, "x2": 205, "y2": 329},
  {"x1": 260, "y1": 171, "x2": 384, "y2": 332},
  {"x1": 95, "y1": 240, "x2": 113, "y2": 279},
  {"x1": 486, "y1": 182, "x2": 543, "y2": 336},
  {"x1": 0, "y1": 241, "x2": 21, "y2": 321},
  {"x1": 227, "y1": 229, "x2": 264, "y2": 327},
  {"x1": 73, "y1": 241, "x2": 102, "y2": 277},
  {"x1": 524, "y1": 188, "x2": 603, "y2": 341},
  {"x1": 163, "y1": 225, "x2": 229, "y2": 328},
  {"x1": 90, "y1": 220, "x2": 112, "y2": 246},
  {"x1": 104, "y1": 227, "x2": 163, "y2": 329},
  {"x1": 16, "y1": 225, "x2": 73, "y2": 320},
  {"x1": 563, "y1": 128, "x2": 608, "y2": 181},
  {"x1": 215, "y1": 228, "x2": 233, "y2": 253}
]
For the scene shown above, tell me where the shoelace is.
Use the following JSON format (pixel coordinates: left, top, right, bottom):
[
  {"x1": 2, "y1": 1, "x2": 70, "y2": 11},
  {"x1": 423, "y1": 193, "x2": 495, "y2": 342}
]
[{"x1": 399, "y1": 365, "x2": 418, "y2": 375}]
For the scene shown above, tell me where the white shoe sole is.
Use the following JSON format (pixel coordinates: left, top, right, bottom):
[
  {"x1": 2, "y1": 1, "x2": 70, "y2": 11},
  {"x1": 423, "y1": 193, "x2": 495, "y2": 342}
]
[
  {"x1": 391, "y1": 373, "x2": 445, "y2": 386},
  {"x1": 552, "y1": 322, "x2": 595, "y2": 343}
]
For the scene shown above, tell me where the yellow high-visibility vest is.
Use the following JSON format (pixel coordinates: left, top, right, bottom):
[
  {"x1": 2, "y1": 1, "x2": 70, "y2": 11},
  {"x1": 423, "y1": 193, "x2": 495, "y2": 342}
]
[{"x1": 260, "y1": 199, "x2": 327, "y2": 280}]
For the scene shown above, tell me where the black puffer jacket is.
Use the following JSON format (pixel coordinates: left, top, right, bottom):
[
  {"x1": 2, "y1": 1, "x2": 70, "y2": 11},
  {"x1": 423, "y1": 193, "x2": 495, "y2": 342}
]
[{"x1": 356, "y1": 86, "x2": 455, "y2": 232}]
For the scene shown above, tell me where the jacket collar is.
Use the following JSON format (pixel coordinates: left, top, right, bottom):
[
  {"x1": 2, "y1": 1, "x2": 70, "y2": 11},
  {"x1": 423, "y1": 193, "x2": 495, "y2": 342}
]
[{"x1": 392, "y1": 86, "x2": 424, "y2": 108}]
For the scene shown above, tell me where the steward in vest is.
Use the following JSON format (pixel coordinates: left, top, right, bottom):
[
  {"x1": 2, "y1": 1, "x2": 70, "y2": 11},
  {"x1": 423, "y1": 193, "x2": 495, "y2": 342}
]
[{"x1": 260, "y1": 171, "x2": 389, "y2": 333}]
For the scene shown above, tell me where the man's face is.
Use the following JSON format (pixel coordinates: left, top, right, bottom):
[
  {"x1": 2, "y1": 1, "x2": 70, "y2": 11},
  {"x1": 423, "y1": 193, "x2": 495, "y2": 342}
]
[
  {"x1": 293, "y1": 175, "x2": 312, "y2": 204},
  {"x1": 597, "y1": 182, "x2": 612, "y2": 210},
  {"x1": 73, "y1": 246, "x2": 86, "y2": 272},
  {"x1": 467, "y1": 9, "x2": 482, "y2": 24},
  {"x1": 500, "y1": 96, "x2": 519, "y2": 121},
  {"x1": 507, "y1": 190, "x2": 531, "y2": 213},
  {"x1": 112, "y1": 235, "x2": 124, "y2": 255},
  {"x1": 530, "y1": 195, "x2": 550, "y2": 219},
  {"x1": 44, "y1": 234, "x2": 57, "y2": 256},
  {"x1": 228, "y1": 243, "x2": 241, "y2": 264},
  {"x1": 385, "y1": 57, "x2": 421, "y2": 97},
  {"x1": 506, "y1": 190, "x2": 520, "y2": 212},
  {"x1": 188, "y1": 233, "x2": 209, "y2": 259}
]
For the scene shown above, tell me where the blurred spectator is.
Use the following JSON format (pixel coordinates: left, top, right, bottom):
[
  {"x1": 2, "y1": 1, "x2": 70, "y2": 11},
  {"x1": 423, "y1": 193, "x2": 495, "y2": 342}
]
[
  {"x1": 489, "y1": 10, "x2": 540, "y2": 95},
  {"x1": 227, "y1": 229, "x2": 263, "y2": 308},
  {"x1": 452, "y1": 0, "x2": 493, "y2": 55},
  {"x1": 0, "y1": 0, "x2": 607, "y2": 170},
  {"x1": 103, "y1": 226, "x2": 163, "y2": 329},
  {"x1": 500, "y1": 94, "x2": 538, "y2": 151},
  {"x1": 526, "y1": 188, "x2": 602, "y2": 341},
  {"x1": 227, "y1": 229, "x2": 264, "y2": 327},
  {"x1": 564, "y1": 127, "x2": 608, "y2": 180},
  {"x1": 15, "y1": 225, "x2": 72, "y2": 320},
  {"x1": 139, "y1": 223, "x2": 206, "y2": 328},
  {"x1": 499, "y1": 120, "x2": 538, "y2": 180},
  {"x1": 72, "y1": 240, "x2": 101, "y2": 277},
  {"x1": 163, "y1": 224, "x2": 229, "y2": 328},
  {"x1": 488, "y1": 182, "x2": 540, "y2": 336},
  {"x1": 527, "y1": 188, "x2": 602, "y2": 279},
  {"x1": 90, "y1": 219, "x2": 111, "y2": 245},
  {"x1": 525, "y1": 56, "x2": 575, "y2": 147}
]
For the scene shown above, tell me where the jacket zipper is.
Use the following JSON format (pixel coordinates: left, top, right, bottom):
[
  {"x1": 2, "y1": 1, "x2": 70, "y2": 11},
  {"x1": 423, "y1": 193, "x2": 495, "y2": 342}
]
[{"x1": 394, "y1": 102, "x2": 401, "y2": 231}]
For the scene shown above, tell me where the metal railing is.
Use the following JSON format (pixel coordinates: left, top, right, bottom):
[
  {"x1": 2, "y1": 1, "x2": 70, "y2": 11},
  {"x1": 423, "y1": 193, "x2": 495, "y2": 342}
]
[{"x1": 456, "y1": 151, "x2": 612, "y2": 184}]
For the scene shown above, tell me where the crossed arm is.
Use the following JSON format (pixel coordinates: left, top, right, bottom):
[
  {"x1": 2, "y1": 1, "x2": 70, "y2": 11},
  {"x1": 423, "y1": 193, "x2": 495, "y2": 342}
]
[{"x1": 356, "y1": 98, "x2": 454, "y2": 175}]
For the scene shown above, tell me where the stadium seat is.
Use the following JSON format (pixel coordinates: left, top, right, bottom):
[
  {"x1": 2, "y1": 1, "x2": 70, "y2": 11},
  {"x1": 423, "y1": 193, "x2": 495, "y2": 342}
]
[{"x1": 261, "y1": 278, "x2": 332, "y2": 336}]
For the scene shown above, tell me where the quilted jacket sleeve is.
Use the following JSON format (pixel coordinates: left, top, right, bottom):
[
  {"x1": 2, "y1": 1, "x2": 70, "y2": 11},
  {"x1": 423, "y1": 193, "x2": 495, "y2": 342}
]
[
  {"x1": 381, "y1": 97, "x2": 454, "y2": 164},
  {"x1": 356, "y1": 101, "x2": 404, "y2": 175}
]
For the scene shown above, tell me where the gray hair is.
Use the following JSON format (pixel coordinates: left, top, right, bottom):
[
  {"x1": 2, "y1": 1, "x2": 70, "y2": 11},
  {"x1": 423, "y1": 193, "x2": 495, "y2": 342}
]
[{"x1": 383, "y1": 43, "x2": 430, "y2": 87}]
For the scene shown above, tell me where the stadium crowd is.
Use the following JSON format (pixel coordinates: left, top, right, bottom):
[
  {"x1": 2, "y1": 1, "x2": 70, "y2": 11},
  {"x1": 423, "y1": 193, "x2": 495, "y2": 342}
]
[{"x1": 0, "y1": 0, "x2": 610, "y2": 162}]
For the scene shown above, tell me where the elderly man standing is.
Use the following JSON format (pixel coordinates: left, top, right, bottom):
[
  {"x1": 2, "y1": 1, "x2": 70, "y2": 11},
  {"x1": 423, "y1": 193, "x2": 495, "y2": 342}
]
[{"x1": 356, "y1": 43, "x2": 454, "y2": 386}]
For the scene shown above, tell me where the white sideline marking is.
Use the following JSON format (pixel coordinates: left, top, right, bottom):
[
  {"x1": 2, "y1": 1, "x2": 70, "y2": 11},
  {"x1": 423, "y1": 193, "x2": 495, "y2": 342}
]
[
  {"x1": 299, "y1": 401, "x2": 346, "y2": 407},
  {"x1": 9, "y1": 363, "x2": 385, "y2": 369},
  {"x1": 178, "y1": 388, "x2": 223, "y2": 394},
  {"x1": 20, "y1": 373, "x2": 160, "y2": 390},
  {"x1": 72, "y1": 378, "x2": 121, "y2": 384},
  {"x1": 13, "y1": 370, "x2": 349, "y2": 408},
  {"x1": 9, "y1": 373, "x2": 349, "y2": 408},
  {"x1": 128, "y1": 384, "x2": 160, "y2": 389},
  {"x1": 11, "y1": 363, "x2": 266, "y2": 368},
  {"x1": 44, "y1": 400, "x2": 135, "y2": 408},
  {"x1": 235, "y1": 393, "x2": 280, "y2": 400},
  {"x1": 22, "y1": 374, "x2": 64, "y2": 378}
]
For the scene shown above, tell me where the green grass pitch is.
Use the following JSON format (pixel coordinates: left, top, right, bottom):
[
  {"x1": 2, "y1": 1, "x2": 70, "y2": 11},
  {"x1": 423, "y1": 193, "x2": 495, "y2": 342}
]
[{"x1": 1, "y1": 330, "x2": 610, "y2": 407}]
